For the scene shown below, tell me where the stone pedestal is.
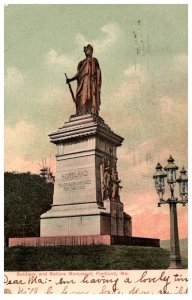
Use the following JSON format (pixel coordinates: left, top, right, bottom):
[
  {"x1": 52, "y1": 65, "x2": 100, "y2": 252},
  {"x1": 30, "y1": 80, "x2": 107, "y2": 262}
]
[{"x1": 40, "y1": 114, "x2": 132, "y2": 238}]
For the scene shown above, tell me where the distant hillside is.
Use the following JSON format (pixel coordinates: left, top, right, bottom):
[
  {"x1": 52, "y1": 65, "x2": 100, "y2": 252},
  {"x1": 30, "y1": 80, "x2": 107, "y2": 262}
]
[
  {"x1": 161, "y1": 238, "x2": 188, "y2": 268},
  {"x1": 4, "y1": 172, "x2": 54, "y2": 244},
  {"x1": 161, "y1": 238, "x2": 188, "y2": 258}
]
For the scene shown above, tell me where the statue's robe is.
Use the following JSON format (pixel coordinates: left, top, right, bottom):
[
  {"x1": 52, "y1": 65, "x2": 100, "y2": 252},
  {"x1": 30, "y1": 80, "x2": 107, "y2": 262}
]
[{"x1": 76, "y1": 57, "x2": 101, "y2": 115}]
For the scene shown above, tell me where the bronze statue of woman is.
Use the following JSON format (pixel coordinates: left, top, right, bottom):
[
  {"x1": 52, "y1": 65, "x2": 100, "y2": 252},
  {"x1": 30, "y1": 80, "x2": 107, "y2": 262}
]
[{"x1": 66, "y1": 44, "x2": 102, "y2": 116}]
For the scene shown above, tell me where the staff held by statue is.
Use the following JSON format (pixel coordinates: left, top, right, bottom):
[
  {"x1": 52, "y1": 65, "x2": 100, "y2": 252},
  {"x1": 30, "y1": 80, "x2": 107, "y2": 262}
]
[{"x1": 65, "y1": 73, "x2": 76, "y2": 103}]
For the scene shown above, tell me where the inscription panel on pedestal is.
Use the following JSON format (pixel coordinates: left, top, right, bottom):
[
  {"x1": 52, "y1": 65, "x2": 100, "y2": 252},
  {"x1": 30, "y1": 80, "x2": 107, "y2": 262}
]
[
  {"x1": 53, "y1": 156, "x2": 97, "y2": 204},
  {"x1": 57, "y1": 166, "x2": 94, "y2": 193}
]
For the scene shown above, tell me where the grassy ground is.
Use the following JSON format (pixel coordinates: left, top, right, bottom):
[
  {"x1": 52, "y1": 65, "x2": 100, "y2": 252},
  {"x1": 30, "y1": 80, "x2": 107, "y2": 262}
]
[{"x1": 5, "y1": 245, "x2": 170, "y2": 271}]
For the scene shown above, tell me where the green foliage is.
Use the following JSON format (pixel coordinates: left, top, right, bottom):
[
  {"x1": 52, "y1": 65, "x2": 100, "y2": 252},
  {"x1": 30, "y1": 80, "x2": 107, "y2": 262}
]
[
  {"x1": 4, "y1": 172, "x2": 53, "y2": 242},
  {"x1": 5, "y1": 245, "x2": 170, "y2": 271}
]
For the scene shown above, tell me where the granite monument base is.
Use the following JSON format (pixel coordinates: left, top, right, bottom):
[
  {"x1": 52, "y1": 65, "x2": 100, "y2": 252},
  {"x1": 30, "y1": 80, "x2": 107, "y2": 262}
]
[
  {"x1": 40, "y1": 203, "x2": 111, "y2": 236},
  {"x1": 8, "y1": 235, "x2": 160, "y2": 247},
  {"x1": 40, "y1": 114, "x2": 132, "y2": 239}
]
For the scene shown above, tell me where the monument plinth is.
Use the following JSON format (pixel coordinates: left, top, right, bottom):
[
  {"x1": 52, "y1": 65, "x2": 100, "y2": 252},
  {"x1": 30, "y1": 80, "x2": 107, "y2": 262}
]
[{"x1": 40, "y1": 114, "x2": 132, "y2": 238}]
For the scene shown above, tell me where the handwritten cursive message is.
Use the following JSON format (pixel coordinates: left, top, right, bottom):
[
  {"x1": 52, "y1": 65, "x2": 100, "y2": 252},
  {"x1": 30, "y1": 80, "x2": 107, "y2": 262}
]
[{"x1": 4, "y1": 270, "x2": 188, "y2": 294}]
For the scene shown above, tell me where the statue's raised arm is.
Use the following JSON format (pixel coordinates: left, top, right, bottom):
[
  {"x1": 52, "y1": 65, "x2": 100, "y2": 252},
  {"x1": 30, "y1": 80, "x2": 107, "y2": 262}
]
[{"x1": 66, "y1": 44, "x2": 102, "y2": 116}]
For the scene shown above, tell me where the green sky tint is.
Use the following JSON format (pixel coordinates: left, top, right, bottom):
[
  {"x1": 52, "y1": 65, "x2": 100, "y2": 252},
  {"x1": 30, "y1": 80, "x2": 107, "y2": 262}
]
[{"x1": 4, "y1": 4, "x2": 188, "y2": 239}]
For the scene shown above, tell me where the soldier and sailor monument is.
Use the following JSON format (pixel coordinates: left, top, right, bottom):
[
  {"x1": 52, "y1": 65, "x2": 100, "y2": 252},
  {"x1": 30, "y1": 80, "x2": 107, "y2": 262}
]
[
  {"x1": 40, "y1": 44, "x2": 132, "y2": 242},
  {"x1": 8, "y1": 45, "x2": 159, "y2": 247}
]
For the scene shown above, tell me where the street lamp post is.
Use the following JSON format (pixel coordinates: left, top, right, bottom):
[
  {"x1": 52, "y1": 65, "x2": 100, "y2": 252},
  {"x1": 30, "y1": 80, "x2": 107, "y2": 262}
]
[{"x1": 153, "y1": 155, "x2": 188, "y2": 269}]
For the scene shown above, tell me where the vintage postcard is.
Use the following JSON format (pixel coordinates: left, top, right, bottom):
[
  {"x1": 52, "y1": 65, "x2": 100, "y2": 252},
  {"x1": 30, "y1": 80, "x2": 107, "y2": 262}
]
[{"x1": 4, "y1": 2, "x2": 188, "y2": 295}]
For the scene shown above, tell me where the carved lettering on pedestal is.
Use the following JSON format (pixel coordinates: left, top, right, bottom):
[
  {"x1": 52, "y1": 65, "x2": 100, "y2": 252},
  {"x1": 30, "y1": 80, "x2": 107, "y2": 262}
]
[
  {"x1": 58, "y1": 180, "x2": 91, "y2": 191},
  {"x1": 62, "y1": 170, "x2": 88, "y2": 181},
  {"x1": 57, "y1": 168, "x2": 92, "y2": 192}
]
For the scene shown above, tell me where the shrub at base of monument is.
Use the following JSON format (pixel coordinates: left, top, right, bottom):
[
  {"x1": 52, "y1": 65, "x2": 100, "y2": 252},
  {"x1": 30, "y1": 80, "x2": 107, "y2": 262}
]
[{"x1": 5, "y1": 245, "x2": 170, "y2": 271}]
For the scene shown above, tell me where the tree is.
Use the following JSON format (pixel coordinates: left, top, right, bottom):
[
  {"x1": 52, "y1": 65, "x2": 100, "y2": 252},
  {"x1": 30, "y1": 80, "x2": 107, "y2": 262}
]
[{"x1": 4, "y1": 172, "x2": 53, "y2": 245}]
